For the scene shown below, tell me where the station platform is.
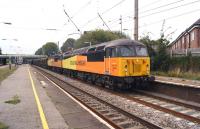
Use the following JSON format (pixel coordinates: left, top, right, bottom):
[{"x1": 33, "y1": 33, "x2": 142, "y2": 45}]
[
  {"x1": 0, "y1": 65, "x2": 110, "y2": 129},
  {"x1": 0, "y1": 64, "x2": 16, "y2": 69},
  {"x1": 155, "y1": 75, "x2": 200, "y2": 88},
  {"x1": 0, "y1": 64, "x2": 9, "y2": 69}
]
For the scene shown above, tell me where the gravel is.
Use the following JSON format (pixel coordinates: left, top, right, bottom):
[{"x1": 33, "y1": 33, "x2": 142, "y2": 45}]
[{"x1": 36, "y1": 66, "x2": 200, "y2": 129}]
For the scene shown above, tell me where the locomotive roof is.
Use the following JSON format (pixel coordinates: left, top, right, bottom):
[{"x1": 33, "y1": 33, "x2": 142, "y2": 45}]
[
  {"x1": 63, "y1": 39, "x2": 145, "y2": 56},
  {"x1": 48, "y1": 53, "x2": 62, "y2": 59},
  {"x1": 104, "y1": 39, "x2": 144, "y2": 48}
]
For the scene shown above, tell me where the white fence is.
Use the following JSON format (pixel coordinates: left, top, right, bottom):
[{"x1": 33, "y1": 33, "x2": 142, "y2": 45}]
[{"x1": 170, "y1": 48, "x2": 200, "y2": 57}]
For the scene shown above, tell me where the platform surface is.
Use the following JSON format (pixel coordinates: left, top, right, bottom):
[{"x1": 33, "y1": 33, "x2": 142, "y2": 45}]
[
  {"x1": 0, "y1": 65, "x2": 68, "y2": 129},
  {"x1": 0, "y1": 65, "x2": 110, "y2": 129},
  {"x1": 155, "y1": 75, "x2": 200, "y2": 88},
  {"x1": 32, "y1": 66, "x2": 110, "y2": 129}
]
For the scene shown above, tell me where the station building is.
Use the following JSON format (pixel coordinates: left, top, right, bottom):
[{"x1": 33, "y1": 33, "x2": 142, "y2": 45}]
[{"x1": 169, "y1": 18, "x2": 200, "y2": 56}]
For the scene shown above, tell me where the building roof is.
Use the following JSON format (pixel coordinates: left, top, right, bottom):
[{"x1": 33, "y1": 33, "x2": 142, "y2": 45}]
[
  {"x1": 169, "y1": 18, "x2": 200, "y2": 46},
  {"x1": 193, "y1": 18, "x2": 200, "y2": 25},
  {"x1": 187, "y1": 18, "x2": 200, "y2": 31}
]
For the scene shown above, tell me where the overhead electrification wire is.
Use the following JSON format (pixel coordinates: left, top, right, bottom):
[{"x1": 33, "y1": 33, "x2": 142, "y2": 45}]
[
  {"x1": 140, "y1": 0, "x2": 200, "y2": 18},
  {"x1": 80, "y1": 0, "x2": 126, "y2": 28},
  {"x1": 102, "y1": 0, "x2": 126, "y2": 14},
  {"x1": 139, "y1": 0, "x2": 163, "y2": 9},
  {"x1": 139, "y1": 8, "x2": 200, "y2": 28},
  {"x1": 140, "y1": 0, "x2": 185, "y2": 14},
  {"x1": 108, "y1": 0, "x2": 184, "y2": 24},
  {"x1": 97, "y1": 13, "x2": 111, "y2": 31},
  {"x1": 71, "y1": 0, "x2": 93, "y2": 19},
  {"x1": 63, "y1": 5, "x2": 82, "y2": 34},
  {"x1": 109, "y1": 8, "x2": 200, "y2": 29},
  {"x1": 101, "y1": 0, "x2": 192, "y2": 28},
  {"x1": 0, "y1": 26, "x2": 62, "y2": 31},
  {"x1": 119, "y1": 0, "x2": 198, "y2": 21},
  {"x1": 106, "y1": 0, "x2": 185, "y2": 27}
]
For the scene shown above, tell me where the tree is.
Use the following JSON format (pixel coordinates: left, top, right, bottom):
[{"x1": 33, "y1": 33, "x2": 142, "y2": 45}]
[
  {"x1": 139, "y1": 31, "x2": 170, "y2": 71},
  {"x1": 35, "y1": 47, "x2": 43, "y2": 55},
  {"x1": 153, "y1": 36, "x2": 170, "y2": 71},
  {"x1": 74, "y1": 29, "x2": 128, "y2": 49},
  {"x1": 139, "y1": 35, "x2": 157, "y2": 57},
  {"x1": 35, "y1": 42, "x2": 58, "y2": 55},
  {"x1": 61, "y1": 38, "x2": 75, "y2": 52},
  {"x1": 42, "y1": 42, "x2": 58, "y2": 55}
]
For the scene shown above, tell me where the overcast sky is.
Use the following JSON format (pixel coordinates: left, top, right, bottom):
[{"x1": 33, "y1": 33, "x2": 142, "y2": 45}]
[{"x1": 0, "y1": 0, "x2": 200, "y2": 54}]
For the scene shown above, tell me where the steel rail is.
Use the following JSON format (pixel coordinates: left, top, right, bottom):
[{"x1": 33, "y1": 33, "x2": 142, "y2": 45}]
[{"x1": 33, "y1": 66, "x2": 162, "y2": 129}]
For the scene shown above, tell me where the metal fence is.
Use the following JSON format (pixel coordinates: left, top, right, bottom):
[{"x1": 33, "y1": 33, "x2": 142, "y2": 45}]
[{"x1": 170, "y1": 48, "x2": 200, "y2": 57}]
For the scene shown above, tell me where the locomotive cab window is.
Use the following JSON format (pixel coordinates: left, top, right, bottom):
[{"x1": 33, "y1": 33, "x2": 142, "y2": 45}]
[
  {"x1": 105, "y1": 48, "x2": 111, "y2": 58},
  {"x1": 135, "y1": 45, "x2": 148, "y2": 56},
  {"x1": 87, "y1": 47, "x2": 104, "y2": 62},
  {"x1": 105, "y1": 47, "x2": 117, "y2": 58},
  {"x1": 118, "y1": 45, "x2": 136, "y2": 57},
  {"x1": 117, "y1": 45, "x2": 148, "y2": 57}
]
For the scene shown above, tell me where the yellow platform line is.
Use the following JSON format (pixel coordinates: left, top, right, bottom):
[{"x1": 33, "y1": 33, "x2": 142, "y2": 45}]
[{"x1": 28, "y1": 68, "x2": 49, "y2": 129}]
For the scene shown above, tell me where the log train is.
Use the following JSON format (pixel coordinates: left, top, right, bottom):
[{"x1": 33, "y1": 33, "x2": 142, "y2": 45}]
[{"x1": 32, "y1": 39, "x2": 154, "y2": 90}]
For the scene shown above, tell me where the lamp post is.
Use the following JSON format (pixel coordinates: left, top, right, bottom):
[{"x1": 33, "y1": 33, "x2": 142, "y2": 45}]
[
  {"x1": 0, "y1": 22, "x2": 12, "y2": 25},
  {"x1": 123, "y1": 29, "x2": 129, "y2": 37}
]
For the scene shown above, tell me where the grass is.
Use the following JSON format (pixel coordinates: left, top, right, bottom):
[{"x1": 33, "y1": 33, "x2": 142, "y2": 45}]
[
  {"x1": 0, "y1": 122, "x2": 9, "y2": 129},
  {"x1": 5, "y1": 95, "x2": 21, "y2": 105},
  {"x1": 0, "y1": 66, "x2": 17, "y2": 83},
  {"x1": 152, "y1": 71, "x2": 200, "y2": 81}
]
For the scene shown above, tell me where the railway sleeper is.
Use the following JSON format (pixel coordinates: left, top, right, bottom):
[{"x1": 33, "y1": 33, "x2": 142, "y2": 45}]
[
  {"x1": 111, "y1": 116, "x2": 127, "y2": 123},
  {"x1": 89, "y1": 104, "x2": 99, "y2": 107},
  {"x1": 98, "y1": 110, "x2": 110, "y2": 114},
  {"x1": 104, "y1": 112, "x2": 119, "y2": 118},
  {"x1": 117, "y1": 120, "x2": 133, "y2": 128},
  {"x1": 95, "y1": 107, "x2": 106, "y2": 111},
  {"x1": 126, "y1": 126, "x2": 145, "y2": 129}
]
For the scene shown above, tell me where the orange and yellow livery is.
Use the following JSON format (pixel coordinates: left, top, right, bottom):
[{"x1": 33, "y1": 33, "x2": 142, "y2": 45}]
[{"x1": 42, "y1": 39, "x2": 153, "y2": 89}]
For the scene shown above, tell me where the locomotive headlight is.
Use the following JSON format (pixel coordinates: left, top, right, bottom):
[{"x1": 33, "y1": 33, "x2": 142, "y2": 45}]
[
  {"x1": 124, "y1": 65, "x2": 128, "y2": 72},
  {"x1": 146, "y1": 64, "x2": 150, "y2": 73},
  {"x1": 124, "y1": 65, "x2": 128, "y2": 75}
]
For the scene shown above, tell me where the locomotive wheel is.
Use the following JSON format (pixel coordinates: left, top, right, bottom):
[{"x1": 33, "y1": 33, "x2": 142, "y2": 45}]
[
  {"x1": 91, "y1": 74, "x2": 96, "y2": 84},
  {"x1": 108, "y1": 78, "x2": 116, "y2": 90}
]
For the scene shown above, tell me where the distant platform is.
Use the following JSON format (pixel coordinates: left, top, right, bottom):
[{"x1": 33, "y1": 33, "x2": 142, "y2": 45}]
[{"x1": 155, "y1": 75, "x2": 200, "y2": 88}]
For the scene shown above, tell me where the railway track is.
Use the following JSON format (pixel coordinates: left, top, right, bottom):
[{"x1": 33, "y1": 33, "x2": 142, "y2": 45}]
[
  {"x1": 90, "y1": 87, "x2": 200, "y2": 125},
  {"x1": 87, "y1": 80, "x2": 200, "y2": 124},
  {"x1": 105, "y1": 89, "x2": 200, "y2": 125},
  {"x1": 124, "y1": 92, "x2": 200, "y2": 124},
  {"x1": 94, "y1": 88, "x2": 200, "y2": 125},
  {"x1": 33, "y1": 66, "x2": 200, "y2": 128},
  {"x1": 33, "y1": 66, "x2": 162, "y2": 129},
  {"x1": 86, "y1": 76, "x2": 200, "y2": 125}
]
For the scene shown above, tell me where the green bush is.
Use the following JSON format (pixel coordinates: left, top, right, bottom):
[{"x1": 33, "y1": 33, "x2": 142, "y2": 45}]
[{"x1": 169, "y1": 55, "x2": 200, "y2": 72}]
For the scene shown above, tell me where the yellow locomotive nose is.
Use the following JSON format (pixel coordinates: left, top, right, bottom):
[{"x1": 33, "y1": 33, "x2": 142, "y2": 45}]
[
  {"x1": 126, "y1": 59, "x2": 142, "y2": 76},
  {"x1": 122, "y1": 58, "x2": 149, "y2": 77}
]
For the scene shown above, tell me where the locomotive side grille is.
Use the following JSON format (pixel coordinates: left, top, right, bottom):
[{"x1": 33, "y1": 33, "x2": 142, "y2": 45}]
[
  {"x1": 134, "y1": 63, "x2": 141, "y2": 73},
  {"x1": 127, "y1": 60, "x2": 142, "y2": 75},
  {"x1": 128, "y1": 60, "x2": 133, "y2": 75}
]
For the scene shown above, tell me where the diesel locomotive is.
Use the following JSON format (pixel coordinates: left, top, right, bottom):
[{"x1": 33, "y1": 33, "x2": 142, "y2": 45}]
[{"x1": 33, "y1": 39, "x2": 154, "y2": 89}]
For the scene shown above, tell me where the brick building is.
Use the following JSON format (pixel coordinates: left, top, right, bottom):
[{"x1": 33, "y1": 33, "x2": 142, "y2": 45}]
[{"x1": 169, "y1": 18, "x2": 200, "y2": 51}]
